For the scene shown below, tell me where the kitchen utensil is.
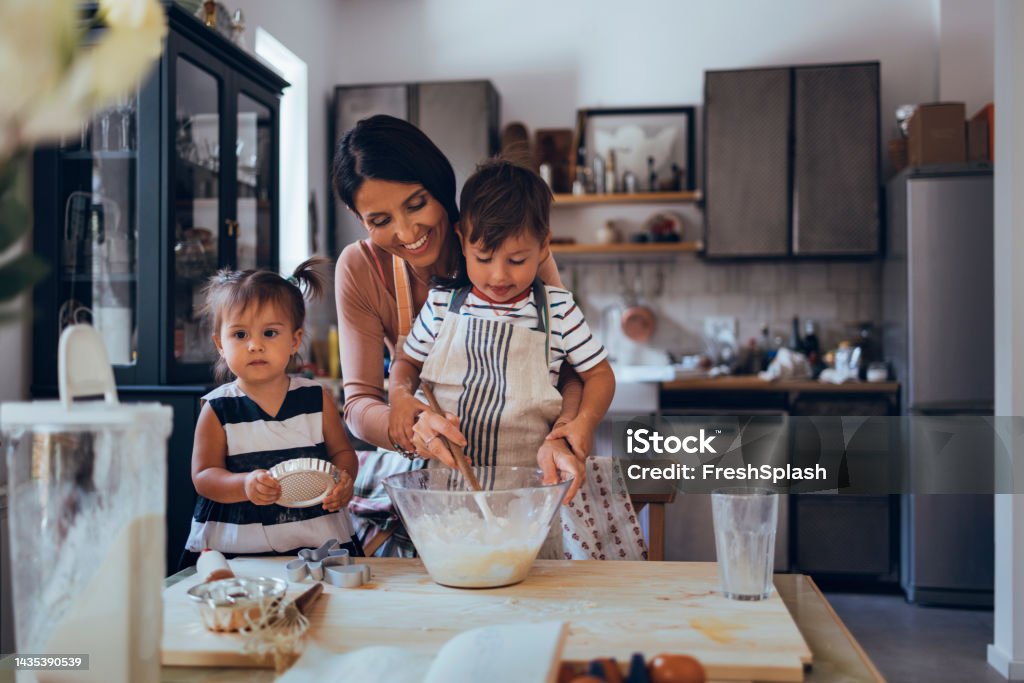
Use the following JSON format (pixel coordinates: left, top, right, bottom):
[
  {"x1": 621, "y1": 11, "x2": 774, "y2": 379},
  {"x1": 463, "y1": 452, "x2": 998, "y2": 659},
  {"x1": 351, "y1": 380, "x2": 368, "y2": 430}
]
[
  {"x1": 501, "y1": 121, "x2": 531, "y2": 164},
  {"x1": 284, "y1": 538, "x2": 371, "y2": 587},
  {"x1": 712, "y1": 487, "x2": 779, "y2": 601},
  {"x1": 419, "y1": 382, "x2": 482, "y2": 492},
  {"x1": 268, "y1": 457, "x2": 339, "y2": 508},
  {"x1": 240, "y1": 583, "x2": 324, "y2": 672},
  {"x1": 2, "y1": 324, "x2": 172, "y2": 683},
  {"x1": 419, "y1": 382, "x2": 497, "y2": 525},
  {"x1": 620, "y1": 265, "x2": 657, "y2": 343},
  {"x1": 187, "y1": 575, "x2": 288, "y2": 632},
  {"x1": 383, "y1": 466, "x2": 570, "y2": 588}
]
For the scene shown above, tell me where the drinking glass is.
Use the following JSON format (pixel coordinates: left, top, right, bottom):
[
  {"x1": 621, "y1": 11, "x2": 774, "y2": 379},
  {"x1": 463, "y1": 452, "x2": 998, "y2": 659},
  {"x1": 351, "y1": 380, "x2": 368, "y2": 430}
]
[{"x1": 712, "y1": 487, "x2": 778, "y2": 600}]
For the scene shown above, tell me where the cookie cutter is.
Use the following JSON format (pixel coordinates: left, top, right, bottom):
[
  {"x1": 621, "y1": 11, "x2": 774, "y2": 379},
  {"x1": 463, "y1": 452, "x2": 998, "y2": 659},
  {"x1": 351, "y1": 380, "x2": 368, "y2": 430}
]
[{"x1": 285, "y1": 538, "x2": 371, "y2": 588}]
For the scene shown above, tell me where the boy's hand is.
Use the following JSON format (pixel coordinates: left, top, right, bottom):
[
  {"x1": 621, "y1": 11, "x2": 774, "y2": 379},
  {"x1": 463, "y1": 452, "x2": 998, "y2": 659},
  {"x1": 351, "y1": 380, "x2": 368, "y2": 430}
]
[
  {"x1": 244, "y1": 469, "x2": 281, "y2": 505},
  {"x1": 322, "y1": 471, "x2": 354, "y2": 512},
  {"x1": 545, "y1": 418, "x2": 594, "y2": 463},
  {"x1": 537, "y1": 438, "x2": 584, "y2": 504},
  {"x1": 389, "y1": 392, "x2": 426, "y2": 454}
]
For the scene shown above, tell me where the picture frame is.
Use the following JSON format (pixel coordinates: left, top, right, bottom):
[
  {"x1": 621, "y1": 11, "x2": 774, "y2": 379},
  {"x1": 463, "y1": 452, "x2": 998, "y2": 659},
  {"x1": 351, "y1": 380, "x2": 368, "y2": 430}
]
[{"x1": 577, "y1": 106, "x2": 696, "y2": 192}]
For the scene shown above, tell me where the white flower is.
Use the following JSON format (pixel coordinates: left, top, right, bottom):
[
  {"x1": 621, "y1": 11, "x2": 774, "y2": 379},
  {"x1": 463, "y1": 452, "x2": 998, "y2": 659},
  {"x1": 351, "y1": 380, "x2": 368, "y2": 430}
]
[{"x1": 0, "y1": 0, "x2": 166, "y2": 161}]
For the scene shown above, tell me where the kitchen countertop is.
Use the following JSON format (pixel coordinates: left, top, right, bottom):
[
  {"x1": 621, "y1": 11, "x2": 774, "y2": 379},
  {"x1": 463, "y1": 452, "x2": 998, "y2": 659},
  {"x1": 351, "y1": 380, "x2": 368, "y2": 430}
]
[
  {"x1": 160, "y1": 560, "x2": 884, "y2": 683},
  {"x1": 662, "y1": 377, "x2": 900, "y2": 394}
]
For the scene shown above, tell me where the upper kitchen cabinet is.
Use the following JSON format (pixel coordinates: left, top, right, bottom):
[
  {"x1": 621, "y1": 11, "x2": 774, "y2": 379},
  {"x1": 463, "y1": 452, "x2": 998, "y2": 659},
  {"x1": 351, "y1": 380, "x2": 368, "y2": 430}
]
[
  {"x1": 704, "y1": 62, "x2": 880, "y2": 259},
  {"x1": 329, "y1": 80, "x2": 499, "y2": 251},
  {"x1": 32, "y1": 4, "x2": 289, "y2": 389}
]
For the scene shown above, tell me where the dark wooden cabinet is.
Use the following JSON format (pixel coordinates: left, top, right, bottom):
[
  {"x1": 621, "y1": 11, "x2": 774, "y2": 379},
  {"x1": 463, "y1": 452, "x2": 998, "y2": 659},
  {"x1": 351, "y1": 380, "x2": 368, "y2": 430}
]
[
  {"x1": 31, "y1": 5, "x2": 288, "y2": 572},
  {"x1": 329, "y1": 80, "x2": 499, "y2": 250},
  {"x1": 704, "y1": 68, "x2": 791, "y2": 258},
  {"x1": 704, "y1": 62, "x2": 880, "y2": 259},
  {"x1": 659, "y1": 382, "x2": 899, "y2": 585}
]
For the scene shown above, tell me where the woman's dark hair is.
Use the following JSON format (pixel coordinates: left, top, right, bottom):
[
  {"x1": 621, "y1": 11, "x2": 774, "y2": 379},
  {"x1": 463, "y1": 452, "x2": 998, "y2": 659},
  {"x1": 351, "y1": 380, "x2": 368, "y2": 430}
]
[
  {"x1": 203, "y1": 256, "x2": 330, "y2": 382},
  {"x1": 331, "y1": 114, "x2": 460, "y2": 227},
  {"x1": 434, "y1": 158, "x2": 553, "y2": 290}
]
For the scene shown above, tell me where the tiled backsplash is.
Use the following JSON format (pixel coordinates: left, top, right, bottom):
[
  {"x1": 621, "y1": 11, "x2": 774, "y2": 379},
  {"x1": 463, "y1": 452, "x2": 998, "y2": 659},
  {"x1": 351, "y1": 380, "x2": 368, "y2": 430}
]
[{"x1": 563, "y1": 256, "x2": 883, "y2": 362}]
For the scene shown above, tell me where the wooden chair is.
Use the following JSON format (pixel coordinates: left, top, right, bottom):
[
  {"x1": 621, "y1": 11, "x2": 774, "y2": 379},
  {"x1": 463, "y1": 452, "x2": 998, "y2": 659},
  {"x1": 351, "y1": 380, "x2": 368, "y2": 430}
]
[{"x1": 630, "y1": 491, "x2": 676, "y2": 561}]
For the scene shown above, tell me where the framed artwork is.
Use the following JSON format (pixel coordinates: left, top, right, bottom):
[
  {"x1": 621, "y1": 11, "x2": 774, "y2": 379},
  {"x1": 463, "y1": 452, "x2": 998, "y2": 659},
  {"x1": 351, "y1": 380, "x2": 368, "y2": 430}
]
[{"x1": 578, "y1": 106, "x2": 696, "y2": 191}]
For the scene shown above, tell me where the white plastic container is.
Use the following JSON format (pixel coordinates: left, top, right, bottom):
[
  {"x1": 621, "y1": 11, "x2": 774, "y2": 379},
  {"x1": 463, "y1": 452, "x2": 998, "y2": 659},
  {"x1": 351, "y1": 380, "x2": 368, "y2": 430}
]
[{"x1": 1, "y1": 325, "x2": 172, "y2": 683}]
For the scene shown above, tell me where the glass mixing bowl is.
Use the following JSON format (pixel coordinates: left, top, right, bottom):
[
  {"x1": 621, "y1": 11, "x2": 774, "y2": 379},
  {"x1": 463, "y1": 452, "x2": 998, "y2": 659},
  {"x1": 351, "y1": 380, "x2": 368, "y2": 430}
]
[{"x1": 383, "y1": 466, "x2": 571, "y2": 588}]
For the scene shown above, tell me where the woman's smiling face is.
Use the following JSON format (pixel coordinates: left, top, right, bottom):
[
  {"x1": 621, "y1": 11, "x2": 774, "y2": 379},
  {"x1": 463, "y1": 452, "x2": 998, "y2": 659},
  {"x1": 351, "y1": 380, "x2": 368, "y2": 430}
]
[{"x1": 354, "y1": 178, "x2": 450, "y2": 269}]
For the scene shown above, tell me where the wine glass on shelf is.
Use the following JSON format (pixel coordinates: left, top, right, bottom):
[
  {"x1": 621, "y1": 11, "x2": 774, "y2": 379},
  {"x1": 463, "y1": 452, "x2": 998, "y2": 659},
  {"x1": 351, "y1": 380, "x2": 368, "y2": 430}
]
[{"x1": 114, "y1": 93, "x2": 136, "y2": 151}]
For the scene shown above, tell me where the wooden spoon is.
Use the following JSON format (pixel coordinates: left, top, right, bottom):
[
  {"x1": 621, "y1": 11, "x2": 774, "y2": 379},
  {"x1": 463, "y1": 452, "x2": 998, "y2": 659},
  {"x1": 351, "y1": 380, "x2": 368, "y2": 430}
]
[
  {"x1": 420, "y1": 382, "x2": 482, "y2": 491},
  {"x1": 419, "y1": 383, "x2": 497, "y2": 524}
]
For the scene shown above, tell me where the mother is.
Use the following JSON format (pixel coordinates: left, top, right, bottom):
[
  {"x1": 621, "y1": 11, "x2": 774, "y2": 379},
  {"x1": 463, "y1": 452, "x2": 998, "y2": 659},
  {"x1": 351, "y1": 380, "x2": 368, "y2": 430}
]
[{"x1": 331, "y1": 115, "x2": 582, "y2": 557}]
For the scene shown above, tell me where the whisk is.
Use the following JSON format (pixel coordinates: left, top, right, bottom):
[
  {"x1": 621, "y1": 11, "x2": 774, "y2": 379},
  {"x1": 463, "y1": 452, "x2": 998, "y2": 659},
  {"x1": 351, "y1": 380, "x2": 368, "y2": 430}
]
[{"x1": 241, "y1": 582, "x2": 324, "y2": 672}]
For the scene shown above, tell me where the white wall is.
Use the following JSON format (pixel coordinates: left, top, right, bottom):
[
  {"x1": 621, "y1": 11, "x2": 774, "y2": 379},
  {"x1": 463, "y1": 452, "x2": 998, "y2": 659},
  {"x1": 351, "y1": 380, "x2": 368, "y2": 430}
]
[
  {"x1": 939, "y1": 0, "x2": 996, "y2": 114},
  {"x1": 234, "y1": 0, "x2": 343, "y2": 256},
  {"x1": 334, "y1": 0, "x2": 940, "y2": 140},
  {"x1": 990, "y1": 0, "x2": 1024, "y2": 677}
]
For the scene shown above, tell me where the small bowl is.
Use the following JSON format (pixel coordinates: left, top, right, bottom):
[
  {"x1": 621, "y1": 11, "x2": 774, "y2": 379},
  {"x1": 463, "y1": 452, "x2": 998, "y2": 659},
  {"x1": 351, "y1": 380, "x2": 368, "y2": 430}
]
[
  {"x1": 384, "y1": 466, "x2": 570, "y2": 589},
  {"x1": 187, "y1": 576, "x2": 287, "y2": 632}
]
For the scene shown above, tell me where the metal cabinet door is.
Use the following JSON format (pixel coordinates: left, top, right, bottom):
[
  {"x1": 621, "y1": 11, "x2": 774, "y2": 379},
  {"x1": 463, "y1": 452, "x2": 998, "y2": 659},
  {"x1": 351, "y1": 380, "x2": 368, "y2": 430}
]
[
  {"x1": 330, "y1": 85, "x2": 409, "y2": 249},
  {"x1": 415, "y1": 81, "x2": 499, "y2": 195},
  {"x1": 704, "y1": 68, "x2": 791, "y2": 258},
  {"x1": 792, "y1": 63, "x2": 880, "y2": 256}
]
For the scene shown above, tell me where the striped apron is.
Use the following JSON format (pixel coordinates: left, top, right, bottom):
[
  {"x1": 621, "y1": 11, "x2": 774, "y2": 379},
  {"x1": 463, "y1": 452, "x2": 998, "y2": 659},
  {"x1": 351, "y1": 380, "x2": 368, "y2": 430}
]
[{"x1": 420, "y1": 281, "x2": 648, "y2": 560}]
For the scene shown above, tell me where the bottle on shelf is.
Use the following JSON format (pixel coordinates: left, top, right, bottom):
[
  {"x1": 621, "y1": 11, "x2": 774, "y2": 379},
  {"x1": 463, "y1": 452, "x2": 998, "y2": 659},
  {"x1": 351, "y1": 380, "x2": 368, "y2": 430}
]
[
  {"x1": 605, "y1": 149, "x2": 618, "y2": 194},
  {"x1": 803, "y1": 320, "x2": 822, "y2": 377},
  {"x1": 789, "y1": 316, "x2": 803, "y2": 353},
  {"x1": 592, "y1": 155, "x2": 606, "y2": 194},
  {"x1": 759, "y1": 324, "x2": 774, "y2": 371}
]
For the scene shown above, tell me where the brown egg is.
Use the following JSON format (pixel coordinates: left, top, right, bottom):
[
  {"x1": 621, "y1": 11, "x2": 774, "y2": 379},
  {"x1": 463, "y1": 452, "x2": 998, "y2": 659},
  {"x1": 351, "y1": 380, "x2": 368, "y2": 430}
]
[
  {"x1": 556, "y1": 663, "x2": 577, "y2": 683},
  {"x1": 649, "y1": 654, "x2": 706, "y2": 683}
]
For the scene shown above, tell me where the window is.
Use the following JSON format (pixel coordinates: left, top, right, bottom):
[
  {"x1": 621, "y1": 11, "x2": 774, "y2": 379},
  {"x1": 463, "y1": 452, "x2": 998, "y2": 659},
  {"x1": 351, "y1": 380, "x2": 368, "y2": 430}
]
[{"x1": 254, "y1": 28, "x2": 308, "y2": 275}]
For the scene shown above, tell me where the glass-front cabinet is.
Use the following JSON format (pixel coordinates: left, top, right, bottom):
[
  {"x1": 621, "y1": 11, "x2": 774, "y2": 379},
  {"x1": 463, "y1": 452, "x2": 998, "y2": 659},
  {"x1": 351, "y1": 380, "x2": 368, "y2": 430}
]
[
  {"x1": 31, "y1": 5, "x2": 287, "y2": 569},
  {"x1": 33, "y1": 4, "x2": 287, "y2": 388}
]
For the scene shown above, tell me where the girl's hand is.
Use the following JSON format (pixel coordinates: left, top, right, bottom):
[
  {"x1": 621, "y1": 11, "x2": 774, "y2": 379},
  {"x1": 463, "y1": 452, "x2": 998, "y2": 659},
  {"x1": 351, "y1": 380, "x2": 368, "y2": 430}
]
[
  {"x1": 537, "y1": 438, "x2": 584, "y2": 504},
  {"x1": 244, "y1": 469, "x2": 281, "y2": 505},
  {"x1": 389, "y1": 393, "x2": 426, "y2": 454},
  {"x1": 322, "y1": 471, "x2": 354, "y2": 512},
  {"x1": 411, "y1": 411, "x2": 466, "y2": 469},
  {"x1": 545, "y1": 418, "x2": 593, "y2": 463}
]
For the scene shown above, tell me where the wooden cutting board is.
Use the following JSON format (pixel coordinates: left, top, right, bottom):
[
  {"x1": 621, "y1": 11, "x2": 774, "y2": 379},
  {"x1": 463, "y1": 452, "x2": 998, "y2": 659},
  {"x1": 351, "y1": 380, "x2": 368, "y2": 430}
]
[{"x1": 163, "y1": 557, "x2": 812, "y2": 682}]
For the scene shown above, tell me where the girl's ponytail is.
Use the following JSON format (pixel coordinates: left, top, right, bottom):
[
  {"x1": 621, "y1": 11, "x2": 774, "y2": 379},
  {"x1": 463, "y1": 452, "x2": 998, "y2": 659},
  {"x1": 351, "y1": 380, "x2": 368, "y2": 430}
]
[{"x1": 287, "y1": 256, "x2": 331, "y2": 301}]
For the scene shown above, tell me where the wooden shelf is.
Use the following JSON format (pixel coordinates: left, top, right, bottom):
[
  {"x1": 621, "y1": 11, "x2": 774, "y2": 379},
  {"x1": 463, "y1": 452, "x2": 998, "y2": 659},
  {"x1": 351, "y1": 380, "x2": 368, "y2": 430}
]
[
  {"x1": 550, "y1": 241, "x2": 702, "y2": 255},
  {"x1": 552, "y1": 190, "x2": 702, "y2": 206}
]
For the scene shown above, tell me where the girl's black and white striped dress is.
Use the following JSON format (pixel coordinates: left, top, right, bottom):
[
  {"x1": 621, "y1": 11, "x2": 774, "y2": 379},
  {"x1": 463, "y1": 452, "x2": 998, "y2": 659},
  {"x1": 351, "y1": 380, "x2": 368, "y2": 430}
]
[{"x1": 185, "y1": 376, "x2": 359, "y2": 554}]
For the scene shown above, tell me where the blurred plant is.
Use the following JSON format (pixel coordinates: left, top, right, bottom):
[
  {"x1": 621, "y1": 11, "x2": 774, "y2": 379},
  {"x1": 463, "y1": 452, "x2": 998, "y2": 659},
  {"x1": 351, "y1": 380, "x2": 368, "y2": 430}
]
[{"x1": 0, "y1": 0, "x2": 167, "y2": 323}]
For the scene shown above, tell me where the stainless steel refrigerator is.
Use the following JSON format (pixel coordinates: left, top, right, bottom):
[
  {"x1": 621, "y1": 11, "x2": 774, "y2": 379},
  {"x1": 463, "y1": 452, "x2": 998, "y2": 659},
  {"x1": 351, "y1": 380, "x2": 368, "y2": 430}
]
[{"x1": 882, "y1": 165, "x2": 995, "y2": 606}]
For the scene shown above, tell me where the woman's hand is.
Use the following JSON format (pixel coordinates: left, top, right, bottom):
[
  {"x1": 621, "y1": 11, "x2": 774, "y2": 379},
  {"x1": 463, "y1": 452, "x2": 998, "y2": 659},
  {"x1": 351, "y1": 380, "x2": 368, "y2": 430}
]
[
  {"x1": 244, "y1": 469, "x2": 281, "y2": 505},
  {"x1": 322, "y1": 471, "x2": 354, "y2": 512},
  {"x1": 389, "y1": 392, "x2": 427, "y2": 454},
  {"x1": 411, "y1": 411, "x2": 467, "y2": 469},
  {"x1": 544, "y1": 418, "x2": 594, "y2": 463},
  {"x1": 537, "y1": 438, "x2": 584, "y2": 504}
]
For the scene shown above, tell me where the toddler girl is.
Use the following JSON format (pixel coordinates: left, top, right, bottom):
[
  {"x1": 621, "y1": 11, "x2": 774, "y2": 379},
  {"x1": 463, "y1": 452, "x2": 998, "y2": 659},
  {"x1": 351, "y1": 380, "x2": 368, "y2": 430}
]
[{"x1": 185, "y1": 258, "x2": 361, "y2": 559}]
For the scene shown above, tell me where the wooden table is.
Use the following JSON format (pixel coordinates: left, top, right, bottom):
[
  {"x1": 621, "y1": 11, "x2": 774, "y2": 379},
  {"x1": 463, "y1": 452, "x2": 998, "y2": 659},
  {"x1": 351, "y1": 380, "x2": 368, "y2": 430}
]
[{"x1": 161, "y1": 559, "x2": 884, "y2": 683}]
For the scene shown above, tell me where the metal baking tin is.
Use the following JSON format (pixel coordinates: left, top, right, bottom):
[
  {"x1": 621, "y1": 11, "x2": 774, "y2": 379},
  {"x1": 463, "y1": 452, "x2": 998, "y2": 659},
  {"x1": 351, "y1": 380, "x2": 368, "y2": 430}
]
[{"x1": 268, "y1": 457, "x2": 339, "y2": 508}]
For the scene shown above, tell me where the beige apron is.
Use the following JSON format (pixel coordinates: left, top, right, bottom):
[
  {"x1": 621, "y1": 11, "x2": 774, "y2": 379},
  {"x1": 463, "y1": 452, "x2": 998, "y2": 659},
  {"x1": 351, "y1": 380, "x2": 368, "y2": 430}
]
[{"x1": 420, "y1": 281, "x2": 647, "y2": 560}]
